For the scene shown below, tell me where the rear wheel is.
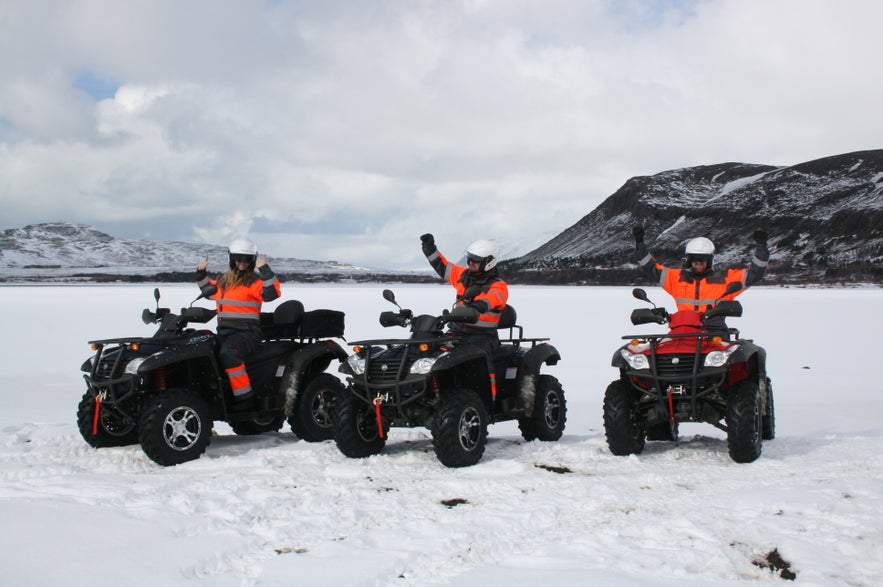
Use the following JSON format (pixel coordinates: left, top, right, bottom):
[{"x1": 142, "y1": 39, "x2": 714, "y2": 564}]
[
  {"x1": 603, "y1": 380, "x2": 645, "y2": 456},
  {"x1": 761, "y1": 377, "x2": 776, "y2": 440},
  {"x1": 518, "y1": 374, "x2": 567, "y2": 441},
  {"x1": 333, "y1": 390, "x2": 386, "y2": 458},
  {"x1": 77, "y1": 392, "x2": 139, "y2": 447},
  {"x1": 289, "y1": 373, "x2": 343, "y2": 442},
  {"x1": 727, "y1": 380, "x2": 763, "y2": 463},
  {"x1": 432, "y1": 388, "x2": 488, "y2": 468},
  {"x1": 139, "y1": 389, "x2": 212, "y2": 466}
]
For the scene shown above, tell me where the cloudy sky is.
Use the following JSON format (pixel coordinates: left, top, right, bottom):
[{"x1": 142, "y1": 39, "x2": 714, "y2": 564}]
[{"x1": 2, "y1": 0, "x2": 881, "y2": 270}]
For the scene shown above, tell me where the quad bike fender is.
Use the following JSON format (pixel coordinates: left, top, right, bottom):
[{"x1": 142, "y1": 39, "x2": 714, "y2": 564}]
[
  {"x1": 516, "y1": 343, "x2": 561, "y2": 417},
  {"x1": 729, "y1": 339, "x2": 767, "y2": 379},
  {"x1": 431, "y1": 344, "x2": 488, "y2": 373},
  {"x1": 521, "y1": 342, "x2": 561, "y2": 373},
  {"x1": 285, "y1": 340, "x2": 348, "y2": 380},
  {"x1": 138, "y1": 341, "x2": 217, "y2": 372},
  {"x1": 280, "y1": 340, "x2": 347, "y2": 416}
]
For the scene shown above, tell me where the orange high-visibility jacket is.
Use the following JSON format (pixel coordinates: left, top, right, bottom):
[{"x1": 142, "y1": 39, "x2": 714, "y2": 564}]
[
  {"x1": 197, "y1": 267, "x2": 281, "y2": 330},
  {"x1": 636, "y1": 242, "x2": 768, "y2": 312},
  {"x1": 426, "y1": 250, "x2": 508, "y2": 331}
]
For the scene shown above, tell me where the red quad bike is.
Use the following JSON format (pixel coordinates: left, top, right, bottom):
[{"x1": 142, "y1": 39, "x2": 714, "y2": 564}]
[
  {"x1": 78, "y1": 288, "x2": 347, "y2": 466},
  {"x1": 603, "y1": 284, "x2": 775, "y2": 463},
  {"x1": 333, "y1": 289, "x2": 566, "y2": 468}
]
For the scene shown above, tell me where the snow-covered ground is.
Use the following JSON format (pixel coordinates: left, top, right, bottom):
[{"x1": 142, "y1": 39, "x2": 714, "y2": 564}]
[{"x1": 1, "y1": 283, "x2": 881, "y2": 586}]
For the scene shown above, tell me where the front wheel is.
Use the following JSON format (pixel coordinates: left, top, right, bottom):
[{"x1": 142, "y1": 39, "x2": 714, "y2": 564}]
[
  {"x1": 727, "y1": 380, "x2": 763, "y2": 463},
  {"x1": 77, "y1": 392, "x2": 139, "y2": 448},
  {"x1": 332, "y1": 390, "x2": 386, "y2": 458},
  {"x1": 139, "y1": 389, "x2": 212, "y2": 466},
  {"x1": 603, "y1": 380, "x2": 645, "y2": 456},
  {"x1": 289, "y1": 373, "x2": 343, "y2": 442},
  {"x1": 432, "y1": 388, "x2": 488, "y2": 468},
  {"x1": 518, "y1": 374, "x2": 567, "y2": 441}
]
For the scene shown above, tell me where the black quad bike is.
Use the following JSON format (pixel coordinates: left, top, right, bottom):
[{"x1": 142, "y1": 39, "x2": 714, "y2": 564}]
[
  {"x1": 603, "y1": 285, "x2": 775, "y2": 463},
  {"x1": 333, "y1": 289, "x2": 566, "y2": 468},
  {"x1": 78, "y1": 288, "x2": 347, "y2": 466}
]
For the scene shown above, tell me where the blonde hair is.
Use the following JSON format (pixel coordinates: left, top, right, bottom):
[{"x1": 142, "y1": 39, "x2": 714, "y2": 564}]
[{"x1": 217, "y1": 268, "x2": 252, "y2": 292}]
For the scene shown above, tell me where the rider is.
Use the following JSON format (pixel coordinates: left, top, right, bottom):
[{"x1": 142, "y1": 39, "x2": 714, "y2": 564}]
[
  {"x1": 632, "y1": 226, "x2": 770, "y2": 332},
  {"x1": 420, "y1": 233, "x2": 508, "y2": 357},
  {"x1": 196, "y1": 237, "x2": 281, "y2": 408}
]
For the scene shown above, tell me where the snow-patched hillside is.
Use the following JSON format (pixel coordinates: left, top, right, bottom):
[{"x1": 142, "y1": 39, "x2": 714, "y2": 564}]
[
  {"x1": 0, "y1": 222, "x2": 374, "y2": 280},
  {"x1": 513, "y1": 149, "x2": 883, "y2": 281},
  {"x1": 1, "y1": 284, "x2": 881, "y2": 586}
]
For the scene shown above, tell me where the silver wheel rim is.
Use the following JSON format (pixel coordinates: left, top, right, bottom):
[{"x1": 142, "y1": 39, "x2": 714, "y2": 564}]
[
  {"x1": 458, "y1": 407, "x2": 481, "y2": 451},
  {"x1": 312, "y1": 389, "x2": 334, "y2": 428},
  {"x1": 543, "y1": 391, "x2": 561, "y2": 428},
  {"x1": 163, "y1": 406, "x2": 203, "y2": 451}
]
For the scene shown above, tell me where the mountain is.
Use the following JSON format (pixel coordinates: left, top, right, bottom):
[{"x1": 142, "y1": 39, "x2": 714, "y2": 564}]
[
  {"x1": 0, "y1": 223, "x2": 416, "y2": 283},
  {"x1": 4, "y1": 150, "x2": 882, "y2": 284},
  {"x1": 506, "y1": 149, "x2": 883, "y2": 284}
]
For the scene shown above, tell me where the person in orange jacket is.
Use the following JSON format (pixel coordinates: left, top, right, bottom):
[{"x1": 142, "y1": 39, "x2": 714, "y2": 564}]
[
  {"x1": 420, "y1": 233, "x2": 508, "y2": 357},
  {"x1": 632, "y1": 226, "x2": 770, "y2": 331},
  {"x1": 196, "y1": 237, "x2": 281, "y2": 408}
]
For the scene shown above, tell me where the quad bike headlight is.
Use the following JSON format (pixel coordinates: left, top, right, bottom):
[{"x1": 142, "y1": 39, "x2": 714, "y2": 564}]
[
  {"x1": 704, "y1": 344, "x2": 740, "y2": 368},
  {"x1": 409, "y1": 357, "x2": 437, "y2": 375},
  {"x1": 620, "y1": 349, "x2": 650, "y2": 370},
  {"x1": 124, "y1": 356, "x2": 146, "y2": 375},
  {"x1": 346, "y1": 354, "x2": 366, "y2": 375}
]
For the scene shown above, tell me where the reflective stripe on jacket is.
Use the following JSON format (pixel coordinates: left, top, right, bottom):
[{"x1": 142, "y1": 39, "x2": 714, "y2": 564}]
[
  {"x1": 427, "y1": 250, "x2": 508, "y2": 330},
  {"x1": 196, "y1": 266, "x2": 281, "y2": 329},
  {"x1": 636, "y1": 242, "x2": 768, "y2": 313}
]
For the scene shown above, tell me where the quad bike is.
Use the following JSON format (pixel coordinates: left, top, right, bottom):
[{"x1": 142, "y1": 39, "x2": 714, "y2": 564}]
[
  {"x1": 78, "y1": 288, "x2": 347, "y2": 466},
  {"x1": 603, "y1": 284, "x2": 775, "y2": 463},
  {"x1": 333, "y1": 289, "x2": 566, "y2": 468}
]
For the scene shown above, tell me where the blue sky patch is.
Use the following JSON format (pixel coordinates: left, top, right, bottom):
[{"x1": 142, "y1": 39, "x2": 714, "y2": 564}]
[{"x1": 73, "y1": 70, "x2": 119, "y2": 101}]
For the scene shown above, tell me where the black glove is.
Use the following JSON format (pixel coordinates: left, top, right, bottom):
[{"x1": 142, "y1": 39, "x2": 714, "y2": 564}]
[
  {"x1": 753, "y1": 229, "x2": 768, "y2": 245},
  {"x1": 632, "y1": 225, "x2": 644, "y2": 245},
  {"x1": 420, "y1": 233, "x2": 436, "y2": 256}
]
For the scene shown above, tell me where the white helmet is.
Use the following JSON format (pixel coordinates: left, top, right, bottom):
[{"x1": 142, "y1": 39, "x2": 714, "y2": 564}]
[
  {"x1": 465, "y1": 239, "x2": 501, "y2": 272},
  {"x1": 229, "y1": 237, "x2": 258, "y2": 256},
  {"x1": 684, "y1": 236, "x2": 714, "y2": 269},
  {"x1": 228, "y1": 237, "x2": 258, "y2": 270},
  {"x1": 685, "y1": 237, "x2": 715, "y2": 256}
]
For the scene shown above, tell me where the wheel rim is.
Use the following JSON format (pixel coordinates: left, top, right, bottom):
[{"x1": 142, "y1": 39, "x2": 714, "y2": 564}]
[
  {"x1": 311, "y1": 389, "x2": 335, "y2": 428},
  {"x1": 162, "y1": 406, "x2": 203, "y2": 451},
  {"x1": 543, "y1": 391, "x2": 561, "y2": 428},
  {"x1": 457, "y1": 407, "x2": 482, "y2": 451},
  {"x1": 100, "y1": 408, "x2": 136, "y2": 437}
]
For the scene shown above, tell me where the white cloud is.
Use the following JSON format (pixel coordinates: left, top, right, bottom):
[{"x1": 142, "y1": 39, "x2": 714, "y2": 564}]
[{"x1": 2, "y1": 0, "x2": 883, "y2": 269}]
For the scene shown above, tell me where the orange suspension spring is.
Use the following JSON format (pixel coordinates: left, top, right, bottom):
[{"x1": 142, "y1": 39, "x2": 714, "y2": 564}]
[{"x1": 155, "y1": 368, "x2": 168, "y2": 391}]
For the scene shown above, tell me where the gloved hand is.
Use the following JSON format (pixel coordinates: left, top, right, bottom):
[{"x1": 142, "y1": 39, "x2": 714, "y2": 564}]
[
  {"x1": 420, "y1": 233, "x2": 436, "y2": 256},
  {"x1": 753, "y1": 229, "x2": 768, "y2": 245},
  {"x1": 632, "y1": 225, "x2": 644, "y2": 245}
]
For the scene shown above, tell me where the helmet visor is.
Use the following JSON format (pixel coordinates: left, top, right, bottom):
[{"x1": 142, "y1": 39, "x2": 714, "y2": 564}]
[
  {"x1": 230, "y1": 254, "x2": 256, "y2": 264},
  {"x1": 687, "y1": 254, "x2": 711, "y2": 265}
]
